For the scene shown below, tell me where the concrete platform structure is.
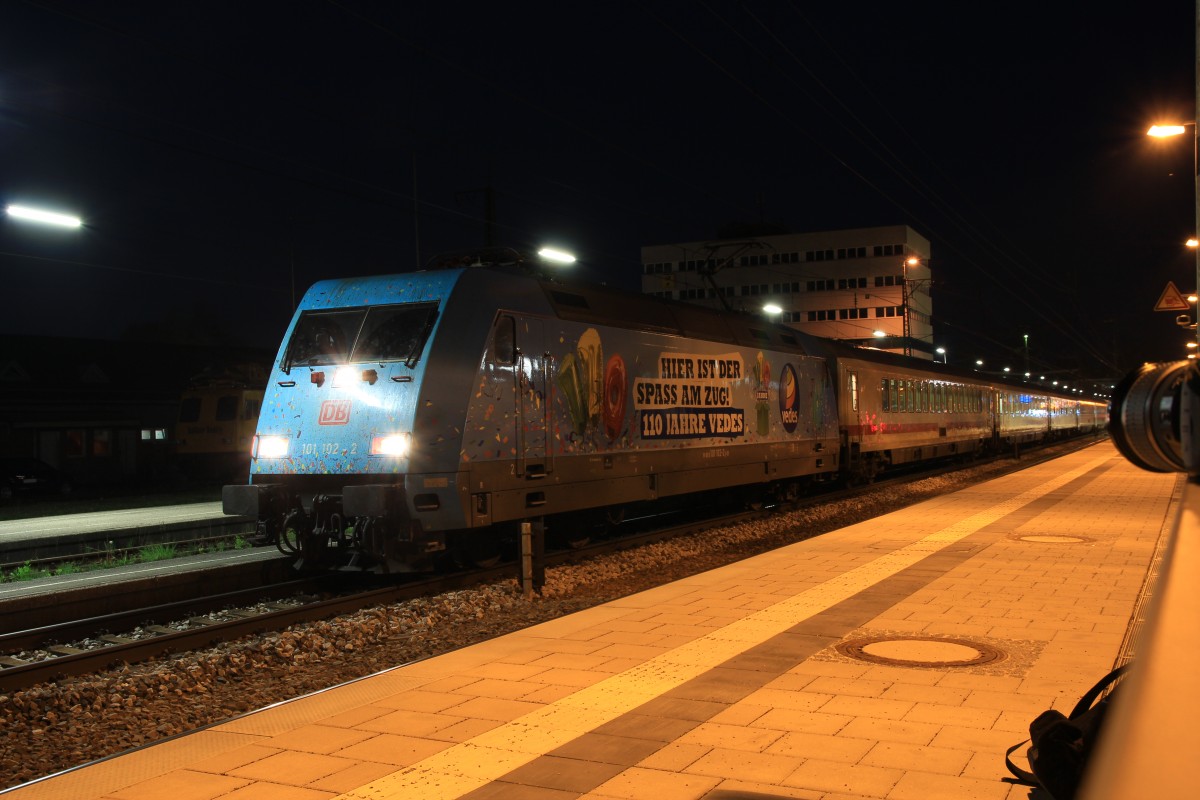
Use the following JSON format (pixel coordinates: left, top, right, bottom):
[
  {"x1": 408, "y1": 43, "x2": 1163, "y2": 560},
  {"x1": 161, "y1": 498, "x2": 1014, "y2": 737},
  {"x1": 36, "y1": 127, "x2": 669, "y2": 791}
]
[
  {"x1": 3, "y1": 441, "x2": 1180, "y2": 800},
  {"x1": 0, "y1": 502, "x2": 251, "y2": 566}
]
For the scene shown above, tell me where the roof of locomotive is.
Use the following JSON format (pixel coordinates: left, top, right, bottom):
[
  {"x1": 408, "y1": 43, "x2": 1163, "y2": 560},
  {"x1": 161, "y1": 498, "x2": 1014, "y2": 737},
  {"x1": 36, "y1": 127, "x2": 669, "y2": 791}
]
[
  {"x1": 294, "y1": 266, "x2": 1103, "y2": 407},
  {"x1": 527, "y1": 272, "x2": 831, "y2": 358}
]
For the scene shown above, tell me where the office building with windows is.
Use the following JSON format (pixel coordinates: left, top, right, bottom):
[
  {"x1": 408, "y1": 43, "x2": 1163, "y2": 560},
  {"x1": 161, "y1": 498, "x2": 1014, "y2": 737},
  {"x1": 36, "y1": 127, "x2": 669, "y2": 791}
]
[{"x1": 640, "y1": 225, "x2": 934, "y2": 359}]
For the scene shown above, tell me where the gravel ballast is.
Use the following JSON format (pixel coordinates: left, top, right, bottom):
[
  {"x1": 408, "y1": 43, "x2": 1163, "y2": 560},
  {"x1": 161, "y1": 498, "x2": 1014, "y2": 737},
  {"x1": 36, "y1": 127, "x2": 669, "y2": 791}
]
[{"x1": 0, "y1": 448, "x2": 1095, "y2": 789}]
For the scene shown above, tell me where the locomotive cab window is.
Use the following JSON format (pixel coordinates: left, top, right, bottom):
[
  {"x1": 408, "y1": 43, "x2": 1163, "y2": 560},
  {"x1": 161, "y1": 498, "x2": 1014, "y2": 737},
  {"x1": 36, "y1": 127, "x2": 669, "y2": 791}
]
[
  {"x1": 285, "y1": 303, "x2": 438, "y2": 370},
  {"x1": 215, "y1": 395, "x2": 238, "y2": 421},
  {"x1": 351, "y1": 303, "x2": 438, "y2": 365},
  {"x1": 285, "y1": 309, "x2": 364, "y2": 369}
]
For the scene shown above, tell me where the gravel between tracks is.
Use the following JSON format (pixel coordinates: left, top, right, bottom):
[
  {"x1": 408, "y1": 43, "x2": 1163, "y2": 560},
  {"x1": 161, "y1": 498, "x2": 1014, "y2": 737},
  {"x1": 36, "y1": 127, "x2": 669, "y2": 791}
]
[{"x1": 0, "y1": 447, "x2": 1095, "y2": 789}]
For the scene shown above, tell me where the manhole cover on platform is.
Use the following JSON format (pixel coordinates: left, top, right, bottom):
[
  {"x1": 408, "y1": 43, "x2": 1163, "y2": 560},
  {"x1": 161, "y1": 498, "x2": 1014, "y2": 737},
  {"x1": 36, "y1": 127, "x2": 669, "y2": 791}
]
[
  {"x1": 836, "y1": 636, "x2": 1005, "y2": 668},
  {"x1": 1018, "y1": 535, "x2": 1088, "y2": 543}
]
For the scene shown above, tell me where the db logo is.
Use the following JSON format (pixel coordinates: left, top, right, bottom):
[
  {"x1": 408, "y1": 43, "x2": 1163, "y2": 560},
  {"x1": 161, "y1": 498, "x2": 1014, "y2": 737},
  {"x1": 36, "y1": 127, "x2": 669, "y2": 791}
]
[{"x1": 318, "y1": 399, "x2": 351, "y2": 425}]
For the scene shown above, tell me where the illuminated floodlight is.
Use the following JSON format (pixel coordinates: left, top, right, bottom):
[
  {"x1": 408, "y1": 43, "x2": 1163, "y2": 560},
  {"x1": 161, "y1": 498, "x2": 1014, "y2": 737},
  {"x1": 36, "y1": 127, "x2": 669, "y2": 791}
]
[
  {"x1": 1148, "y1": 124, "x2": 1188, "y2": 137},
  {"x1": 1188, "y1": 239, "x2": 1198, "y2": 248},
  {"x1": 762, "y1": 303, "x2": 782, "y2": 314},
  {"x1": 256, "y1": 435, "x2": 290, "y2": 459},
  {"x1": 5, "y1": 204, "x2": 82, "y2": 228},
  {"x1": 537, "y1": 247, "x2": 576, "y2": 264},
  {"x1": 872, "y1": 330, "x2": 886, "y2": 337},
  {"x1": 370, "y1": 433, "x2": 412, "y2": 457}
]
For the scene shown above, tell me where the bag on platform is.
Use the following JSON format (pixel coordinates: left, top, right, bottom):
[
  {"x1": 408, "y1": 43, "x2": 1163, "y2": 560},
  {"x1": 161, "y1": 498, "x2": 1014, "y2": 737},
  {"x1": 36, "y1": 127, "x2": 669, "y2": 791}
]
[{"x1": 1004, "y1": 664, "x2": 1129, "y2": 800}]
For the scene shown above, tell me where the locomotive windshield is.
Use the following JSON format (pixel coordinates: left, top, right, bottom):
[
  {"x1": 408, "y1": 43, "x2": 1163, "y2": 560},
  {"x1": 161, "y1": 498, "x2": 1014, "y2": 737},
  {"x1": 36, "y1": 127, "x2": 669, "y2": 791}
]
[{"x1": 284, "y1": 303, "x2": 438, "y2": 370}]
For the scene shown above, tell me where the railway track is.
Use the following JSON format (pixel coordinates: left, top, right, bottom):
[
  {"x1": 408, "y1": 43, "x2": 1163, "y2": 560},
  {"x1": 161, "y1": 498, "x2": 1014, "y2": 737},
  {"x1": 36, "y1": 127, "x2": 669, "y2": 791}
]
[
  {"x1": 0, "y1": 505, "x2": 758, "y2": 693},
  {"x1": 0, "y1": 436, "x2": 1106, "y2": 693}
]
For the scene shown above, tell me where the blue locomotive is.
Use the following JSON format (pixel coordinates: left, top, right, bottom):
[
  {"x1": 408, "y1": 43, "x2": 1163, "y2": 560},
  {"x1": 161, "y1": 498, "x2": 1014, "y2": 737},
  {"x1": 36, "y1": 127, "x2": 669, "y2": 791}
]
[
  {"x1": 223, "y1": 261, "x2": 1106, "y2": 571},
  {"x1": 223, "y1": 264, "x2": 846, "y2": 570}
]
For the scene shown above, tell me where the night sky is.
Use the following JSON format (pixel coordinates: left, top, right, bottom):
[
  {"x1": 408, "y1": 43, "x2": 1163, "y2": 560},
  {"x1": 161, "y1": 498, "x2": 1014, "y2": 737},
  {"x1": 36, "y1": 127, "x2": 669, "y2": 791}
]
[{"x1": 1, "y1": 1, "x2": 1194, "y2": 383}]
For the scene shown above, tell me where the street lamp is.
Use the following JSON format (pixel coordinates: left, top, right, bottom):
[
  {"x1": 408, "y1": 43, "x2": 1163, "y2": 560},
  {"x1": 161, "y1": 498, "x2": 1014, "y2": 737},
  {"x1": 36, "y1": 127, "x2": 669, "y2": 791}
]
[
  {"x1": 1148, "y1": 121, "x2": 1199, "y2": 345},
  {"x1": 936, "y1": 346, "x2": 947, "y2": 363},
  {"x1": 5, "y1": 204, "x2": 82, "y2": 229},
  {"x1": 537, "y1": 246, "x2": 576, "y2": 264}
]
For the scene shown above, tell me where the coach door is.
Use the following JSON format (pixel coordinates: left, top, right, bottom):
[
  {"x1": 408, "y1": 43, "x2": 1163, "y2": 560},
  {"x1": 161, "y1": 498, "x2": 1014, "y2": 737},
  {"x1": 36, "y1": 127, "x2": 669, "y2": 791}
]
[
  {"x1": 513, "y1": 317, "x2": 552, "y2": 479},
  {"x1": 845, "y1": 369, "x2": 862, "y2": 446}
]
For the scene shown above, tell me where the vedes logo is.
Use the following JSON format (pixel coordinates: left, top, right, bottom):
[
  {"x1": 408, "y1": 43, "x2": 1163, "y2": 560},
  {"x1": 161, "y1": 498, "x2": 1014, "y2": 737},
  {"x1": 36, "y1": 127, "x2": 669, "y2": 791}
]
[
  {"x1": 779, "y1": 363, "x2": 799, "y2": 433},
  {"x1": 318, "y1": 399, "x2": 351, "y2": 425}
]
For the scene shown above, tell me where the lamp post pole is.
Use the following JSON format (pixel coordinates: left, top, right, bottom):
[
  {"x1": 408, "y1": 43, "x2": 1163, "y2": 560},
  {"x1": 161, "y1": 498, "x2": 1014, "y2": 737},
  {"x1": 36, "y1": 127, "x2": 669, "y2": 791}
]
[{"x1": 1194, "y1": 2, "x2": 1199, "y2": 346}]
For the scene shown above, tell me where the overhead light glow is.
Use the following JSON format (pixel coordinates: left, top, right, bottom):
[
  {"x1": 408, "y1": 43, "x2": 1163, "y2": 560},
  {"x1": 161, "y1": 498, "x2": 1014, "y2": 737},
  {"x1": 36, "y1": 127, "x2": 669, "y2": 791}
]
[
  {"x1": 873, "y1": 330, "x2": 886, "y2": 337},
  {"x1": 6, "y1": 204, "x2": 82, "y2": 228},
  {"x1": 537, "y1": 247, "x2": 576, "y2": 264},
  {"x1": 1148, "y1": 124, "x2": 1188, "y2": 137},
  {"x1": 762, "y1": 303, "x2": 782, "y2": 314}
]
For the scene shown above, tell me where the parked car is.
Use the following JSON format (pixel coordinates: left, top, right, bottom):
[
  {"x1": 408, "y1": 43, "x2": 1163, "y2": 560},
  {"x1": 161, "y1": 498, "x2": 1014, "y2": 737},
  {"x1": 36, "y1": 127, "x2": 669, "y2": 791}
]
[{"x1": 0, "y1": 458, "x2": 72, "y2": 502}]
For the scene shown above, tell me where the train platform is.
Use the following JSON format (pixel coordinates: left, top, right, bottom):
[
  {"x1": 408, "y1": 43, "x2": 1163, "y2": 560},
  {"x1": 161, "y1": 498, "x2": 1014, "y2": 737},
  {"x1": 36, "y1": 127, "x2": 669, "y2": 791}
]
[
  {"x1": 2, "y1": 441, "x2": 1180, "y2": 800},
  {"x1": 0, "y1": 502, "x2": 250, "y2": 565}
]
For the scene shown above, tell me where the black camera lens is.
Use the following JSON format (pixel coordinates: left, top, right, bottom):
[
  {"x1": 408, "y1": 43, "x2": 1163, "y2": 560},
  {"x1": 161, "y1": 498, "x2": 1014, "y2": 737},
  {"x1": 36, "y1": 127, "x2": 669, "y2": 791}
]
[{"x1": 1108, "y1": 361, "x2": 1195, "y2": 473}]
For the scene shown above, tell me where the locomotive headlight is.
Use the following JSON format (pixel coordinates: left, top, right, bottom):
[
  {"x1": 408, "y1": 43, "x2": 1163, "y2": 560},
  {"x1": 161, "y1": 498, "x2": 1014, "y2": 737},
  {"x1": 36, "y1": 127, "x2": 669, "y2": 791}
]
[
  {"x1": 255, "y1": 435, "x2": 290, "y2": 459},
  {"x1": 369, "y1": 433, "x2": 412, "y2": 457}
]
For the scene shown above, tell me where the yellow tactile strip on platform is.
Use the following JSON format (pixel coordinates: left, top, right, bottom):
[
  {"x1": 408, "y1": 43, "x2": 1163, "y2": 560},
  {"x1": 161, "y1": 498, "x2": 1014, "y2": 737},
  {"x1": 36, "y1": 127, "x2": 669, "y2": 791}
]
[{"x1": 337, "y1": 453, "x2": 1116, "y2": 800}]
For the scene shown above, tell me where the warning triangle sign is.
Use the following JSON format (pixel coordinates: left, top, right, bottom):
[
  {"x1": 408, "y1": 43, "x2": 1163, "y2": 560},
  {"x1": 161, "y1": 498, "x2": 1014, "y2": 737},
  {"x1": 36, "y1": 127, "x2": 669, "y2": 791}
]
[{"x1": 1154, "y1": 281, "x2": 1191, "y2": 312}]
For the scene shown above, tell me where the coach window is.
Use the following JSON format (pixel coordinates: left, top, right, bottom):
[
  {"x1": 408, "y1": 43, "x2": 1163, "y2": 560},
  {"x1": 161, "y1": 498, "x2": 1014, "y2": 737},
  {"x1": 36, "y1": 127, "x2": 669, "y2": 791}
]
[
  {"x1": 243, "y1": 397, "x2": 260, "y2": 420},
  {"x1": 492, "y1": 316, "x2": 515, "y2": 365},
  {"x1": 896, "y1": 379, "x2": 905, "y2": 412},
  {"x1": 906, "y1": 380, "x2": 916, "y2": 412},
  {"x1": 849, "y1": 372, "x2": 859, "y2": 411},
  {"x1": 881, "y1": 378, "x2": 889, "y2": 411}
]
